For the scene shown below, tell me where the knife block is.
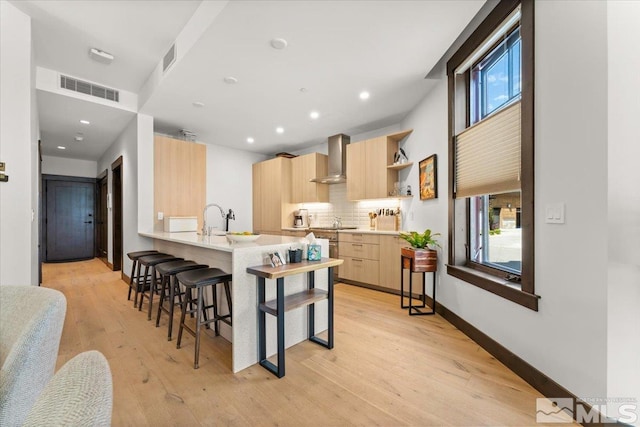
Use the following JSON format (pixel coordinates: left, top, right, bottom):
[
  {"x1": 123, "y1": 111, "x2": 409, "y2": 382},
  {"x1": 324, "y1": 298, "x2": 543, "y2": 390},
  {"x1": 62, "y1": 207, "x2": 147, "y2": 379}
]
[{"x1": 375, "y1": 216, "x2": 398, "y2": 231}]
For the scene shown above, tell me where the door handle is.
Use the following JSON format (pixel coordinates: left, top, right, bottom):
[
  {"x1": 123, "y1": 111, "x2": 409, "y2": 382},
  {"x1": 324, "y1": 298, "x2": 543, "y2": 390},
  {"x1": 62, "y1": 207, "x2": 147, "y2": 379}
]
[{"x1": 84, "y1": 221, "x2": 93, "y2": 224}]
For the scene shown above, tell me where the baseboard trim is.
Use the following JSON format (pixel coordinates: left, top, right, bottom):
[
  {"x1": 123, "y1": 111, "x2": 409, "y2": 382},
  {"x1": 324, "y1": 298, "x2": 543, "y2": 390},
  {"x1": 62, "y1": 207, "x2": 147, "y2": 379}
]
[
  {"x1": 338, "y1": 279, "x2": 425, "y2": 300},
  {"x1": 121, "y1": 272, "x2": 130, "y2": 284},
  {"x1": 430, "y1": 297, "x2": 612, "y2": 426},
  {"x1": 97, "y1": 257, "x2": 113, "y2": 270}
]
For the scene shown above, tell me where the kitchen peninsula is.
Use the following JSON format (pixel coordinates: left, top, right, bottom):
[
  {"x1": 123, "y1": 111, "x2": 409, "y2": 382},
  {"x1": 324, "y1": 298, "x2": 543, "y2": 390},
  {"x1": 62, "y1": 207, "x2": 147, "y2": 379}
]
[{"x1": 139, "y1": 231, "x2": 329, "y2": 373}]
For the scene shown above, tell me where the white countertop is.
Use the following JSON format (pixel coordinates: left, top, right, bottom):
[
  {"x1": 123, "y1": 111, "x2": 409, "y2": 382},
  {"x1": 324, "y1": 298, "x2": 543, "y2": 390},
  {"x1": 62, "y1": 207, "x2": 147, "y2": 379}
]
[
  {"x1": 140, "y1": 231, "x2": 301, "y2": 252},
  {"x1": 338, "y1": 228, "x2": 400, "y2": 236},
  {"x1": 338, "y1": 229, "x2": 401, "y2": 235},
  {"x1": 281, "y1": 227, "x2": 402, "y2": 235}
]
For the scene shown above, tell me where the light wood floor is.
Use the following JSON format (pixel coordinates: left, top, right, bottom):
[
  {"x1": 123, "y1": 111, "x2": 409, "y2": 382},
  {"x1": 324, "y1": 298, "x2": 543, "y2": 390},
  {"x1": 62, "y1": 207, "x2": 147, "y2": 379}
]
[{"x1": 43, "y1": 258, "x2": 546, "y2": 426}]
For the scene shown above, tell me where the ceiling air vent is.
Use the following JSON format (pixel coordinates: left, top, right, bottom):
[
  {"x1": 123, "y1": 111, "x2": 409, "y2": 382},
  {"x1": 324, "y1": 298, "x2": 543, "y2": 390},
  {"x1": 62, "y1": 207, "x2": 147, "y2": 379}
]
[
  {"x1": 60, "y1": 75, "x2": 119, "y2": 102},
  {"x1": 163, "y1": 44, "x2": 176, "y2": 73}
]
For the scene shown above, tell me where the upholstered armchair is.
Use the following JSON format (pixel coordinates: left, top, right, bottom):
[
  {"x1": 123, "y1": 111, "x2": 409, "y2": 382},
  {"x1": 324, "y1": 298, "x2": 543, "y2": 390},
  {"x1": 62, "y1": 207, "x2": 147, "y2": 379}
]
[
  {"x1": 0, "y1": 285, "x2": 67, "y2": 426},
  {"x1": 23, "y1": 350, "x2": 113, "y2": 426}
]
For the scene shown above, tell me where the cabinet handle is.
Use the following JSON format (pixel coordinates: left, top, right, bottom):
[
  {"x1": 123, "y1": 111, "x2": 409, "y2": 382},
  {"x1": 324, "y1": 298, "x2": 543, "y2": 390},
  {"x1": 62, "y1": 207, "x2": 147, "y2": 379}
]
[
  {"x1": 352, "y1": 244, "x2": 363, "y2": 247},
  {"x1": 352, "y1": 258, "x2": 363, "y2": 262}
]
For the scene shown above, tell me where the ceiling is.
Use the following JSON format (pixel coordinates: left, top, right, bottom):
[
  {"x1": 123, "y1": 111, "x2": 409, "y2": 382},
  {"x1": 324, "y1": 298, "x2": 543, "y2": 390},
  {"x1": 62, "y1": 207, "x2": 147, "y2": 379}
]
[{"x1": 15, "y1": 0, "x2": 486, "y2": 160}]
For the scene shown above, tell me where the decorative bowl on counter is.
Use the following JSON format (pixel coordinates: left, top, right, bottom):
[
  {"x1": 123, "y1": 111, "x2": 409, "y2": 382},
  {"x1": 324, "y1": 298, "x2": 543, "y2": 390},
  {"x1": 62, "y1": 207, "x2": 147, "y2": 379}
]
[{"x1": 226, "y1": 232, "x2": 260, "y2": 243}]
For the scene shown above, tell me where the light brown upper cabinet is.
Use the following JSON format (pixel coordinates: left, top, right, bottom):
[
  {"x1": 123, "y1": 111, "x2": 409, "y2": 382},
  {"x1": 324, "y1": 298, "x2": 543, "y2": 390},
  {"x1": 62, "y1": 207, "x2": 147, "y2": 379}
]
[
  {"x1": 346, "y1": 141, "x2": 367, "y2": 200},
  {"x1": 154, "y1": 135, "x2": 206, "y2": 232},
  {"x1": 291, "y1": 153, "x2": 329, "y2": 203},
  {"x1": 252, "y1": 157, "x2": 294, "y2": 234},
  {"x1": 346, "y1": 130, "x2": 413, "y2": 200}
]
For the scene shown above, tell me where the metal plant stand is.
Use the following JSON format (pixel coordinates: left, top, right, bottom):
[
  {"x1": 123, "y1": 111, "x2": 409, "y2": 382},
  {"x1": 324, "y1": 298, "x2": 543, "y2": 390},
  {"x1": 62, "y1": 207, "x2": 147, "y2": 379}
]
[{"x1": 400, "y1": 252, "x2": 436, "y2": 316}]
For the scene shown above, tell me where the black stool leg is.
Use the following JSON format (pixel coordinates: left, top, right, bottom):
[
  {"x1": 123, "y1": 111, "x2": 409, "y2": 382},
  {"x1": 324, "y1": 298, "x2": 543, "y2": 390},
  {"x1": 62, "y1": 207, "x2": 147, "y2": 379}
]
[
  {"x1": 223, "y1": 281, "x2": 232, "y2": 324},
  {"x1": 211, "y1": 284, "x2": 220, "y2": 336},
  {"x1": 128, "y1": 260, "x2": 137, "y2": 301},
  {"x1": 194, "y1": 286, "x2": 204, "y2": 369},
  {"x1": 155, "y1": 274, "x2": 169, "y2": 327},
  {"x1": 167, "y1": 275, "x2": 181, "y2": 341},
  {"x1": 147, "y1": 266, "x2": 159, "y2": 320},
  {"x1": 176, "y1": 286, "x2": 191, "y2": 349},
  {"x1": 135, "y1": 264, "x2": 150, "y2": 309}
]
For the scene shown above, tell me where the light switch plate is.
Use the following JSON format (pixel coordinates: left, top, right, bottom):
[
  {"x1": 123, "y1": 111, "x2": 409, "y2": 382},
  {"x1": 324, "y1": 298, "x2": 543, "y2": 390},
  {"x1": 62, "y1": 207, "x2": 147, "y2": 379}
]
[
  {"x1": 157, "y1": 211, "x2": 164, "y2": 220},
  {"x1": 545, "y1": 203, "x2": 565, "y2": 224},
  {"x1": 0, "y1": 162, "x2": 5, "y2": 171}
]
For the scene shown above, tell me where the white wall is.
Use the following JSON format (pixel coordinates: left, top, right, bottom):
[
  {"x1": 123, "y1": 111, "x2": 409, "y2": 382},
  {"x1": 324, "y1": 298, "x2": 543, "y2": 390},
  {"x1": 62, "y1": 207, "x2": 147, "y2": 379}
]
[
  {"x1": 397, "y1": 0, "x2": 612, "y2": 403},
  {"x1": 30, "y1": 19, "x2": 40, "y2": 285},
  {"x1": 607, "y1": 1, "x2": 640, "y2": 421},
  {"x1": 41, "y1": 155, "x2": 97, "y2": 178},
  {"x1": 136, "y1": 115, "x2": 154, "y2": 234},
  {"x1": 205, "y1": 144, "x2": 266, "y2": 232},
  {"x1": 98, "y1": 114, "x2": 154, "y2": 275},
  {"x1": 0, "y1": 1, "x2": 38, "y2": 286}
]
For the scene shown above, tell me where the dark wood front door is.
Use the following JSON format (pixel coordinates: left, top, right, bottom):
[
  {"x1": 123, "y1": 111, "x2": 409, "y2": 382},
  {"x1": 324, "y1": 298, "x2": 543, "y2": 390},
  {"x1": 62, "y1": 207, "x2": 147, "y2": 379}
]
[
  {"x1": 44, "y1": 177, "x2": 95, "y2": 262},
  {"x1": 111, "y1": 157, "x2": 123, "y2": 272},
  {"x1": 96, "y1": 171, "x2": 108, "y2": 263}
]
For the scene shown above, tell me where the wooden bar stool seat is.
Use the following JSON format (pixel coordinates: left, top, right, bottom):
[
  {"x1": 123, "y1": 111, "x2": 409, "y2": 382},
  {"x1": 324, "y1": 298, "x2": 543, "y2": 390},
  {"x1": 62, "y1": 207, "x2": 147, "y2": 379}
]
[
  {"x1": 155, "y1": 260, "x2": 209, "y2": 341},
  {"x1": 136, "y1": 254, "x2": 183, "y2": 315},
  {"x1": 126, "y1": 250, "x2": 159, "y2": 302},
  {"x1": 176, "y1": 268, "x2": 232, "y2": 369}
]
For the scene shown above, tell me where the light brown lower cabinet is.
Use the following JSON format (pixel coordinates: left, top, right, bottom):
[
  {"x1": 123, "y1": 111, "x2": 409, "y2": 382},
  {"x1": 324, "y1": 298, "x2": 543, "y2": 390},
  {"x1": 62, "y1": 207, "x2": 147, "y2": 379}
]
[
  {"x1": 281, "y1": 230, "x2": 307, "y2": 238},
  {"x1": 378, "y1": 235, "x2": 404, "y2": 291},
  {"x1": 339, "y1": 233, "x2": 422, "y2": 293},
  {"x1": 340, "y1": 257, "x2": 380, "y2": 286},
  {"x1": 339, "y1": 233, "x2": 380, "y2": 286},
  {"x1": 378, "y1": 235, "x2": 423, "y2": 292}
]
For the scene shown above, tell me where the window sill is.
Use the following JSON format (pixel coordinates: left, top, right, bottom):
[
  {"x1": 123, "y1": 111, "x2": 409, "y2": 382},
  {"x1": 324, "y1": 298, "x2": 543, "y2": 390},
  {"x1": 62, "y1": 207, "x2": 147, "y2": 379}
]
[{"x1": 447, "y1": 264, "x2": 539, "y2": 311}]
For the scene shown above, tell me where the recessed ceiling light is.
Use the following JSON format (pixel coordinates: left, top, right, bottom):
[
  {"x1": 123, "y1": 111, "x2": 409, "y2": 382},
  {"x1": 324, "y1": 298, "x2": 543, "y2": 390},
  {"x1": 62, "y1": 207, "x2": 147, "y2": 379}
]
[
  {"x1": 192, "y1": 101, "x2": 205, "y2": 107},
  {"x1": 74, "y1": 135, "x2": 84, "y2": 142},
  {"x1": 270, "y1": 38, "x2": 288, "y2": 50},
  {"x1": 247, "y1": 137, "x2": 254, "y2": 144},
  {"x1": 300, "y1": 88, "x2": 307, "y2": 93},
  {"x1": 57, "y1": 146, "x2": 66, "y2": 150},
  {"x1": 224, "y1": 76, "x2": 238, "y2": 84},
  {"x1": 310, "y1": 111, "x2": 319, "y2": 119},
  {"x1": 359, "y1": 91, "x2": 370, "y2": 100},
  {"x1": 276, "y1": 127, "x2": 284, "y2": 134},
  {"x1": 79, "y1": 120, "x2": 90, "y2": 125}
]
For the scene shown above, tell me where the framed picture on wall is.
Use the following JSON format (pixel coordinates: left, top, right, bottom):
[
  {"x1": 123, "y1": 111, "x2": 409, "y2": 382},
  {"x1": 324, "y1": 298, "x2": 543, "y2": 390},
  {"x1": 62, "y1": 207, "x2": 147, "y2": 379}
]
[{"x1": 419, "y1": 154, "x2": 437, "y2": 200}]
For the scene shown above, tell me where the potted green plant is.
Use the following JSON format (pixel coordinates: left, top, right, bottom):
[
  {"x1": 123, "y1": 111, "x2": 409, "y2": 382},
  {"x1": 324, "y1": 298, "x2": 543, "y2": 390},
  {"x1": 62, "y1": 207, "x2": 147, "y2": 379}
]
[{"x1": 399, "y1": 229, "x2": 440, "y2": 272}]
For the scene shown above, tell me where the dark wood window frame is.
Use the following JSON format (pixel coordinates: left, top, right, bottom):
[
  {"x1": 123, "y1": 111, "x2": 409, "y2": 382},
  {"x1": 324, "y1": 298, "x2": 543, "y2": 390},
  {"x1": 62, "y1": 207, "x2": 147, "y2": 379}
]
[{"x1": 446, "y1": 0, "x2": 538, "y2": 311}]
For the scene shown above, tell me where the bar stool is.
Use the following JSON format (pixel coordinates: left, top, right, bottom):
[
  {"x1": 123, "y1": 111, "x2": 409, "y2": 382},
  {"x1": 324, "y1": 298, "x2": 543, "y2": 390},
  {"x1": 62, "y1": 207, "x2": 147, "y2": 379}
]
[
  {"x1": 155, "y1": 260, "x2": 208, "y2": 341},
  {"x1": 126, "y1": 250, "x2": 159, "y2": 302},
  {"x1": 136, "y1": 254, "x2": 183, "y2": 316},
  {"x1": 176, "y1": 268, "x2": 232, "y2": 369}
]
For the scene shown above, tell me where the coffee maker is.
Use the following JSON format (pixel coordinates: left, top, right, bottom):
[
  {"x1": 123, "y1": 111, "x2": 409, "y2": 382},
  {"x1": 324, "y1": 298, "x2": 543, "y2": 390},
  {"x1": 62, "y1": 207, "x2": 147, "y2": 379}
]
[{"x1": 293, "y1": 209, "x2": 309, "y2": 228}]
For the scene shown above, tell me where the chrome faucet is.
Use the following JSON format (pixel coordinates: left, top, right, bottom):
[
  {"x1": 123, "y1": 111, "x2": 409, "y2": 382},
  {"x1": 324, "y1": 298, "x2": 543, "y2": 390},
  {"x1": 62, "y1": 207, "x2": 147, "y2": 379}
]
[
  {"x1": 202, "y1": 203, "x2": 235, "y2": 234},
  {"x1": 332, "y1": 216, "x2": 342, "y2": 229}
]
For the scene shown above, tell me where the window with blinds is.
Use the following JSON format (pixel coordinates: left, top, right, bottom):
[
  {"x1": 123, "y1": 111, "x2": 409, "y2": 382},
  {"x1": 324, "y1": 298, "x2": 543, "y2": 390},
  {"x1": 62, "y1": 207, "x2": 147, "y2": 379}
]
[
  {"x1": 446, "y1": 0, "x2": 537, "y2": 310},
  {"x1": 455, "y1": 101, "x2": 521, "y2": 198}
]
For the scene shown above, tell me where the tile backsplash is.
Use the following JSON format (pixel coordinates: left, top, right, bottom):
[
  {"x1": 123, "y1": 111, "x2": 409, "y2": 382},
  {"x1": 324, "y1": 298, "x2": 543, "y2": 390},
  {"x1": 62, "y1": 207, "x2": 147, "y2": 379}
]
[{"x1": 299, "y1": 183, "x2": 399, "y2": 229}]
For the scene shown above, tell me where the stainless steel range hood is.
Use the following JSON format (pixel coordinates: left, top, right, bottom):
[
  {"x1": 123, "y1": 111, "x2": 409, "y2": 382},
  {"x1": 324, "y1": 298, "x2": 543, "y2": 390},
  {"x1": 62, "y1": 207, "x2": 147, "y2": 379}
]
[{"x1": 310, "y1": 133, "x2": 350, "y2": 184}]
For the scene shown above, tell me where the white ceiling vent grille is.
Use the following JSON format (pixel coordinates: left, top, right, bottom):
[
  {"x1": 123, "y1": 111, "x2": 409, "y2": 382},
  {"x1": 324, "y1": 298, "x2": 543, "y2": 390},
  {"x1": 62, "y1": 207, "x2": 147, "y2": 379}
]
[
  {"x1": 60, "y1": 75, "x2": 119, "y2": 102},
  {"x1": 163, "y1": 44, "x2": 176, "y2": 73}
]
